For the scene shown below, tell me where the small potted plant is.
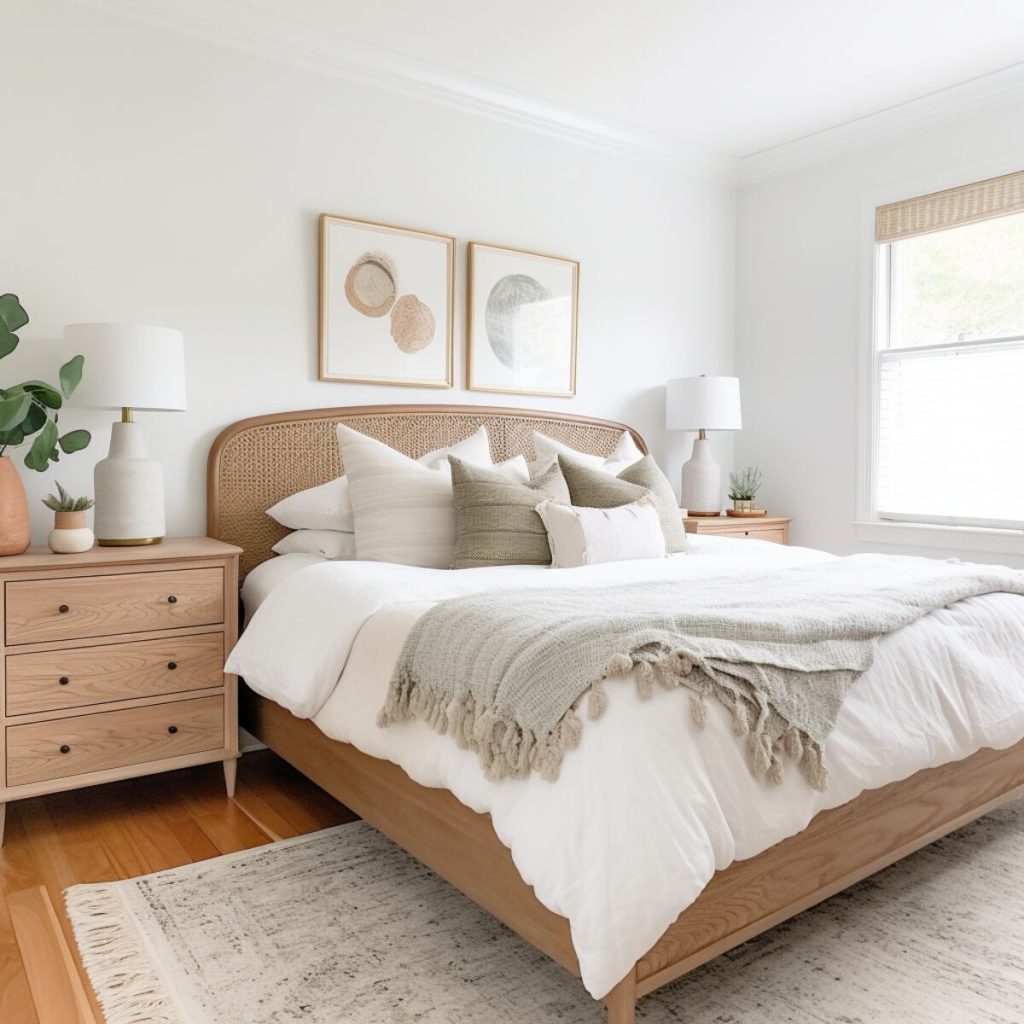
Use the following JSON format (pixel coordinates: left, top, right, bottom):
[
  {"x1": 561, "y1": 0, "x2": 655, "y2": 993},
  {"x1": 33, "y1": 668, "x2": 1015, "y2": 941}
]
[
  {"x1": 728, "y1": 466, "x2": 764, "y2": 516},
  {"x1": 42, "y1": 482, "x2": 95, "y2": 553}
]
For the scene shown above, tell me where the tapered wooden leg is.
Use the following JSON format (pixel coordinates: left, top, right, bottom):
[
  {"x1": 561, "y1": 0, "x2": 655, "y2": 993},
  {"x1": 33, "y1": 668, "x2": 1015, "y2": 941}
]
[
  {"x1": 604, "y1": 968, "x2": 637, "y2": 1024},
  {"x1": 223, "y1": 757, "x2": 237, "y2": 798},
  {"x1": 0, "y1": 803, "x2": 6, "y2": 847}
]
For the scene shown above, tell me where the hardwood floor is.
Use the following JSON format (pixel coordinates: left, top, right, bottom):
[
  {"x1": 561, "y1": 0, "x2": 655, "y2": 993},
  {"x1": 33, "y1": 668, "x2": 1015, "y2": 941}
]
[{"x1": 0, "y1": 749, "x2": 356, "y2": 1024}]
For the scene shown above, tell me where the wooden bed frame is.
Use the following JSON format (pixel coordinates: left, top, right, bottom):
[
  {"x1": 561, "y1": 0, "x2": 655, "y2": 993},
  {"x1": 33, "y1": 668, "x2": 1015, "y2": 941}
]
[{"x1": 208, "y1": 403, "x2": 1024, "y2": 1024}]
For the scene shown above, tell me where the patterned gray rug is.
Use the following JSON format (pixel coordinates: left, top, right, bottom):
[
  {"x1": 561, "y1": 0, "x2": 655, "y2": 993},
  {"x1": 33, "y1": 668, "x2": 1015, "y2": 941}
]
[{"x1": 66, "y1": 801, "x2": 1024, "y2": 1024}]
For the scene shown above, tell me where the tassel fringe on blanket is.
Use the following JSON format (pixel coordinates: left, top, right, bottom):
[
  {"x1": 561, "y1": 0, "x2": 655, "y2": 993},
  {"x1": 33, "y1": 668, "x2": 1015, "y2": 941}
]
[
  {"x1": 379, "y1": 556, "x2": 1024, "y2": 791},
  {"x1": 380, "y1": 645, "x2": 829, "y2": 791}
]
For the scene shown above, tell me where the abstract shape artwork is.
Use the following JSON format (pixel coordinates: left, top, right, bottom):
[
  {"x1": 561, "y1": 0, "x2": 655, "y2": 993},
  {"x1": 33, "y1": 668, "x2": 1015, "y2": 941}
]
[
  {"x1": 468, "y1": 243, "x2": 578, "y2": 396},
  {"x1": 485, "y1": 274, "x2": 552, "y2": 369},
  {"x1": 320, "y1": 214, "x2": 454, "y2": 388},
  {"x1": 344, "y1": 251, "x2": 397, "y2": 317},
  {"x1": 390, "y1": 294, "x2": 436, "y2": 353}
]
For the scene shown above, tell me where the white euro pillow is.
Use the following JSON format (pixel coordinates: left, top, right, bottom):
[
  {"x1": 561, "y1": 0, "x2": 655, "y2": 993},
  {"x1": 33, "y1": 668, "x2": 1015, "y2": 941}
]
[
  {"x1": 530, "y1": 429, "x2": 643, "y2": 477},
  {"x1": 535, "y1": 498, "x2": 666, "y2": 568},
  {"x1": 271, "y1": 529, "x2": 357, "y2": 560},
  {"x1": 267, "y1": 425, "x2": 494, "y2": 532},
  {"x1": 337, "y1": 425, "x2": 526, "y2": 568}
]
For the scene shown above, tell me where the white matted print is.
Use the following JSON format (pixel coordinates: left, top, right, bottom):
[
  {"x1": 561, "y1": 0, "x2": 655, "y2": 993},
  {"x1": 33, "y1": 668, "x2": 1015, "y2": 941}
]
[
  {"x1": 319, "y1": 214, "x2": 454, "y2": 388},
  {"x1": 467, "y1": 243, "x2": 578, "y2": 397}
]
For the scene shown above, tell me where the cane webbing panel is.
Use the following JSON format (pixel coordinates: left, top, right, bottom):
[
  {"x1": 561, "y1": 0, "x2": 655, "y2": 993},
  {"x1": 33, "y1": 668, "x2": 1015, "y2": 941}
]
[{"x1": 207, "y1": 405, "x2": 648, "y2": 579}]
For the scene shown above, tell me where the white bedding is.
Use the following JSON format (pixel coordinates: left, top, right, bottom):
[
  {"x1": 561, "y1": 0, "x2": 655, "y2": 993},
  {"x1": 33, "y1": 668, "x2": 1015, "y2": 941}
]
[{"x1": 227, "y1": 538, "x2": 1024, "y2": 999}]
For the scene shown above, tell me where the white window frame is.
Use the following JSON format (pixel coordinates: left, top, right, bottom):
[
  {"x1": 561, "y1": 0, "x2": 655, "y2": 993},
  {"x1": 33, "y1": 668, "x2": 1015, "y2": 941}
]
[{"x1": 855, "y1": 159, "x2": 1024, "y2": 553}]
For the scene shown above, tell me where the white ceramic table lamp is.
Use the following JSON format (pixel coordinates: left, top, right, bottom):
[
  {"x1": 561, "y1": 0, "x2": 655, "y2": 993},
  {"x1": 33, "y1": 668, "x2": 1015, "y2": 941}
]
[
  {"x1": 64, "y1": 324, "x2": 186, "y2": 545},
  {"x1": 665, "y1": 375, "x2": 742, "y2": 517}
]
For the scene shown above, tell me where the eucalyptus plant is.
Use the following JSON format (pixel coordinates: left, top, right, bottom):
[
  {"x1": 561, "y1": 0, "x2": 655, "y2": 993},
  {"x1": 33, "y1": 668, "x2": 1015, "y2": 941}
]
[
  {"x1": 0, "y1": 293, "x2": 91, "y2": 471},
  {"x1": 728, "y1": 466, "x2": 763, "y2": 501}
]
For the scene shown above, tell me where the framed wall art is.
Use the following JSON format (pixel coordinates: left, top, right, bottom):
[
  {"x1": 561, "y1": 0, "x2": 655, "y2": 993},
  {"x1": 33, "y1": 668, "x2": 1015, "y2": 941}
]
[
  {"x1": 319, "y1": 213, "x2": 455, "y2": 388},
  {"x1": 467, "y1": 242, "x2": 579, "y2": 397}
]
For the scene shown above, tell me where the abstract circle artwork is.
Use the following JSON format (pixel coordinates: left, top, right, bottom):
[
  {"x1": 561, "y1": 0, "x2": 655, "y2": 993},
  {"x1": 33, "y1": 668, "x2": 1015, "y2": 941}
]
[
  {"x1": 390, "y1": 294, "x2": 436, "y2": 353},
  {"x1": 484, "y1": 273, "x2": 552, "y2": 370},
  {"x1": 344, "y1": 251, "x2": 398, "y2": 317}
]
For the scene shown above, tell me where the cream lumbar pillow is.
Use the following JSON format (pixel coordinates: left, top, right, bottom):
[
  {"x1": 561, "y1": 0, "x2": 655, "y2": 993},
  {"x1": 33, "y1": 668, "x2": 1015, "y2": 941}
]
[
  {"x1": 529, "y1": 430, "x2": 643, "y2": 477},
  {"x1": 558, "y1": 454, "x2": 689, "y2": 554},
  {"x1": 337, "y1": 426, "x2": 527, "y2": 568},
  {"x1": 536, "y1": 498, "x2": 666, "y2": 568},
  {"x1": 271, "y1": 529, "x2": 357, "y2": 560},
  {"x1": 449, "y1": 457, "x2": 570, "y2": 568},
  {"x1": 267, "y1": 426, "x2": 494, "y2": 533}
]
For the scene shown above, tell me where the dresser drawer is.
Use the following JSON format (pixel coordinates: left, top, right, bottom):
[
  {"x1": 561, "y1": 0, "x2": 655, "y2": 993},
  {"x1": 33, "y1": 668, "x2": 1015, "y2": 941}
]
[
  {"x1": 4, "y1": 567, "x2": 224, "y2": 646},
  {"x1": 740, "y1": 527, "x2": 787, "y2": 544},
  {"x1": 5, "y1": 633, "x2": 225, "y2": 716},
  {"x1": 5, "y1": 695, "x2": 224, "y2": 787}
]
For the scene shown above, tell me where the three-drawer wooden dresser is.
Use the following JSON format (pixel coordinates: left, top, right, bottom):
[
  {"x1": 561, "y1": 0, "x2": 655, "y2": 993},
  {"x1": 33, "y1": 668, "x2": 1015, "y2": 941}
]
[{"x1": 0, "y1": 537, "x2": 241, "y2": 844}]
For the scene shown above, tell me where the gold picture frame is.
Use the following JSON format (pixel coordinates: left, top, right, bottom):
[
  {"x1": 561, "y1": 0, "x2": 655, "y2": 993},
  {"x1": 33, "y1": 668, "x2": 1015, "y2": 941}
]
[
  {"x1": 467, "y1": 241, "x2": 579, "y2": 397},
  {"x1": 319, "y1": 213, "x2": 455, "y2": 388}
]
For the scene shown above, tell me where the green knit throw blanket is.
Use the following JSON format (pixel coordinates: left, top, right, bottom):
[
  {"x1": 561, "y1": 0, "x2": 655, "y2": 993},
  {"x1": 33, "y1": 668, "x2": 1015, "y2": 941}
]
[{"x1": 380, "y1": 555, "x2": 1024, "y2": 790}]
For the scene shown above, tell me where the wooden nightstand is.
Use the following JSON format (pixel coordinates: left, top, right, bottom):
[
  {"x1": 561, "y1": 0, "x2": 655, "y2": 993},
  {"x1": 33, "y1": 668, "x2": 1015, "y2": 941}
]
[
  {"x1": 682, "y1": 515, "x2": 791, "y2": 545},
  {"x1": 0, "y1": 537, "x2": 241, "y2": 844}
]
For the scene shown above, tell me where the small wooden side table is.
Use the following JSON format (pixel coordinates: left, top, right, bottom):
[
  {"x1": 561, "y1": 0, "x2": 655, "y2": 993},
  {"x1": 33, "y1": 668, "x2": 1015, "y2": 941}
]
[{"x1": 682, "y1": 515, "x2": 791, "y2": 545}]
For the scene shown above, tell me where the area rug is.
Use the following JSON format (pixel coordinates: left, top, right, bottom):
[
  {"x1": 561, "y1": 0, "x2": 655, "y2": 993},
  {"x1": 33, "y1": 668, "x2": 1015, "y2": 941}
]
[{"x1": 66, "y1": 801, "x2": 1024, "y2": 1024}]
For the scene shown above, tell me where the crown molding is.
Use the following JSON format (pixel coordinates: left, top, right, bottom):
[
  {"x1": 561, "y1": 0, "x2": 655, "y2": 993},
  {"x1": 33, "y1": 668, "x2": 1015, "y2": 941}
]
[
  {"x1": 739, "y1": 60, "x2": 1024, "y2": 186},
  {"x1": 76, "y1": 0, "x2": 735, "y2": 183}
]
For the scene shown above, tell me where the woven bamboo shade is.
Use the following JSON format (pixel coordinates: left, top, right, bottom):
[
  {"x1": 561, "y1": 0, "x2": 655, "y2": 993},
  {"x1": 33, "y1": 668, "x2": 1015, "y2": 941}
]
[{"x1": 875, "y1": 169, "x2": 1024, "y2": 243}]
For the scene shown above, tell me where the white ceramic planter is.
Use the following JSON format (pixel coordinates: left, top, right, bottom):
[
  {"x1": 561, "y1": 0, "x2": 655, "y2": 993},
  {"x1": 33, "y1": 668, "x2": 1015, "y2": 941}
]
[{"x1": 48, "y1": 510, "x2": 95, "y2": 554}]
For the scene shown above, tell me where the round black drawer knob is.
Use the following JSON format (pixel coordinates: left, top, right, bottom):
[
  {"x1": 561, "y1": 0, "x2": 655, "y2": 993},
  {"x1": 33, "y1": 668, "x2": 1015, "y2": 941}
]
[
  {"x1": 167, "y1": 595, "x2": 178, "y2": 604},
  {"x1": 58, "y1": 604, "x2": 70, "y2": 614},
  {"x1": 59, "y1": 676, "x2": 70, "y2": 685},
  {"x1": 167, "y1": 725, "x2": 178, "y2": 735},
  {"x1": 59, "y1": 744, "x2": 71, "y2": 754},
  {"x1": 167, "y1": 661, "x2": 178, "y2": 670}
]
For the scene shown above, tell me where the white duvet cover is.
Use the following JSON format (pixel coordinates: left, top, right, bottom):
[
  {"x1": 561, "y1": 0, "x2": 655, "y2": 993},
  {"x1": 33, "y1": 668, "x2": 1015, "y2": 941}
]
[{"x1": 227, "y1": 538, "x2": 1024, "y2": 999}]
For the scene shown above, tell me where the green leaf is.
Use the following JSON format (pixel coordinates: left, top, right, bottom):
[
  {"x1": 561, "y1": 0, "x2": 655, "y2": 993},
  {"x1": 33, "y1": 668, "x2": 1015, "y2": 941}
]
[
  {"x1": 0, "y1": 426, "x2": 25, "y2": 447},
  {"x1": 0, "y1": 393, "x2": 30, "y2": 431},
  {"x1": 58, "y1": 429, "x2": 90, "y2": 454},
  {"x1": 59, "y1": 355, "x2": 85, "y2": 397},
  {"x1": 0, "y1": 294, "x2": 29, "y2": 333},
  {"x1": 24, "y1": 419, "x2": 57, "y2": 472},
  {"x1": 21, "y1": 380, "x2": 62, "y2": 409},
  {"x1": 0, "y1": 328, "x2": 17, "y2": 360}
]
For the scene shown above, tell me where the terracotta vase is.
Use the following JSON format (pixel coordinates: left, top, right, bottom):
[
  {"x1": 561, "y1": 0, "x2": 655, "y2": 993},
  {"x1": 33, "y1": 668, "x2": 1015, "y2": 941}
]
[{"x1": 0, "y1": 455, "x2": 32, "y2": 556}]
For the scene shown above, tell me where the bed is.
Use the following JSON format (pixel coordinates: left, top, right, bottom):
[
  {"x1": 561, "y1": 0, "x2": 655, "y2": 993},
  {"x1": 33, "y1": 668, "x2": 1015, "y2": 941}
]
[{"x1": 208, "y1": 403, "x2": 1024, "y2": 1023}]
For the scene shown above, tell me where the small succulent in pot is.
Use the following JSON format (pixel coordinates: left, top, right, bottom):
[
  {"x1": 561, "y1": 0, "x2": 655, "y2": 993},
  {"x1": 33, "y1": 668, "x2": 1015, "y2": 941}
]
[
  {"x1": 42, "y1": 482, "x2": 95, "y2": 554},
  {"x1": 728, "y1": 466, "x2": 763, "y2": 513}
]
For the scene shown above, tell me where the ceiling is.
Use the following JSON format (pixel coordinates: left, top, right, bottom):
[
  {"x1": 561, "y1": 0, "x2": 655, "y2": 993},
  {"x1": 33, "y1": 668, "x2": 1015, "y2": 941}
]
[{"x1": 95, "y1": 0, "x2": 1024, "y2": 158}]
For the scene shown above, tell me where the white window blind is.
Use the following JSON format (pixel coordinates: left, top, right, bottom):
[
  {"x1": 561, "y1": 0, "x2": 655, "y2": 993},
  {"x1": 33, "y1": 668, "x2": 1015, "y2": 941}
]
[{"x1": 873, "y1": 171, "x2": 1024, "y2": 530}]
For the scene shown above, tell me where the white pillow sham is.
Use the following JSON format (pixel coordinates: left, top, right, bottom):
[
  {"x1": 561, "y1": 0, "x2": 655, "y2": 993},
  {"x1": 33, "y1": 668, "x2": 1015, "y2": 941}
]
[
  {"x1": 530, "y1": 429, "x2": 643, "y2": 477},
  {"x1": 272, "y1": 529, "x2": 357, "y2": 560},
  {"x1": 535, "y1": 498, "x2": 666, "y2": 568},
  {"x1": 266, "y1": 426, "x2": 494, "y2": 532},
  {"x1": 337, "y1": 425, "x2": 526, "y2": 568}
]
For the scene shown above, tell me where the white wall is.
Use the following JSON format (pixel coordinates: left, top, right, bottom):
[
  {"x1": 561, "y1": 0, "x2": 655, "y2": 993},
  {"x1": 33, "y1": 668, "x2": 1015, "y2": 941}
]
[
  {"x1": 2, "y1": 0, "x2": 736, "y2": 542},
  {"x1": 736, "y1": 96, "x2": 1024, "y2": 567}
]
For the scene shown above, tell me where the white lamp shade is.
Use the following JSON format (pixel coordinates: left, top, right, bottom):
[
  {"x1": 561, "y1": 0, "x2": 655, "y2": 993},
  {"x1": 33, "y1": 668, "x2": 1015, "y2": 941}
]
[
  {"x1": 63, "y1": 323, "x2": 187, "y2": 411},
  {"x1": 665, "y1": 376, "x2": 741, "y2": 431}
]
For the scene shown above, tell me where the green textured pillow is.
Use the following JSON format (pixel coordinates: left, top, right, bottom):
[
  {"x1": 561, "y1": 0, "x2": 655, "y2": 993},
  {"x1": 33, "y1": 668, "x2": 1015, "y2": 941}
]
[
  {"x1": 558, "y1": 454, "x2": 689, "y2": 554},
  {"x1": 449, "y1": 457, "x2": 570, "y2": 568}
]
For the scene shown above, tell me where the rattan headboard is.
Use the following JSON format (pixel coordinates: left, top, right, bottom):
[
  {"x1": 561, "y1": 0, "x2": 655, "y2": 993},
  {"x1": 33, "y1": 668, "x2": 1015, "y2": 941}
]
[{"x1": 207, "y1": 403, "x2": 648, "y2": 579}]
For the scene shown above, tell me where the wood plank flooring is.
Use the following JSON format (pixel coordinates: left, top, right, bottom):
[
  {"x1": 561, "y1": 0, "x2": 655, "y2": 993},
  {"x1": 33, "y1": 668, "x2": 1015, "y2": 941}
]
[{"x1": 0, "y1": 750, "x2": 356, "y2": 1024}]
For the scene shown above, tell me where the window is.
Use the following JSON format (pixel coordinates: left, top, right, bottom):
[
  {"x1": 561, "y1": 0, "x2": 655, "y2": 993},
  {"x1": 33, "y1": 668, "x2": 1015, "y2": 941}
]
[{"x1": 871, "y1": 171, "x2": 1024, "y2": 530}]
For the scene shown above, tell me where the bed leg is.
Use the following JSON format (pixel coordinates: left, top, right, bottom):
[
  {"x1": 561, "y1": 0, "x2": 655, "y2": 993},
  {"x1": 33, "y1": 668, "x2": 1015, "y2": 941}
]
[{"x1": 604, "y1": 968, "x2": 637, "y2": 1024}]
